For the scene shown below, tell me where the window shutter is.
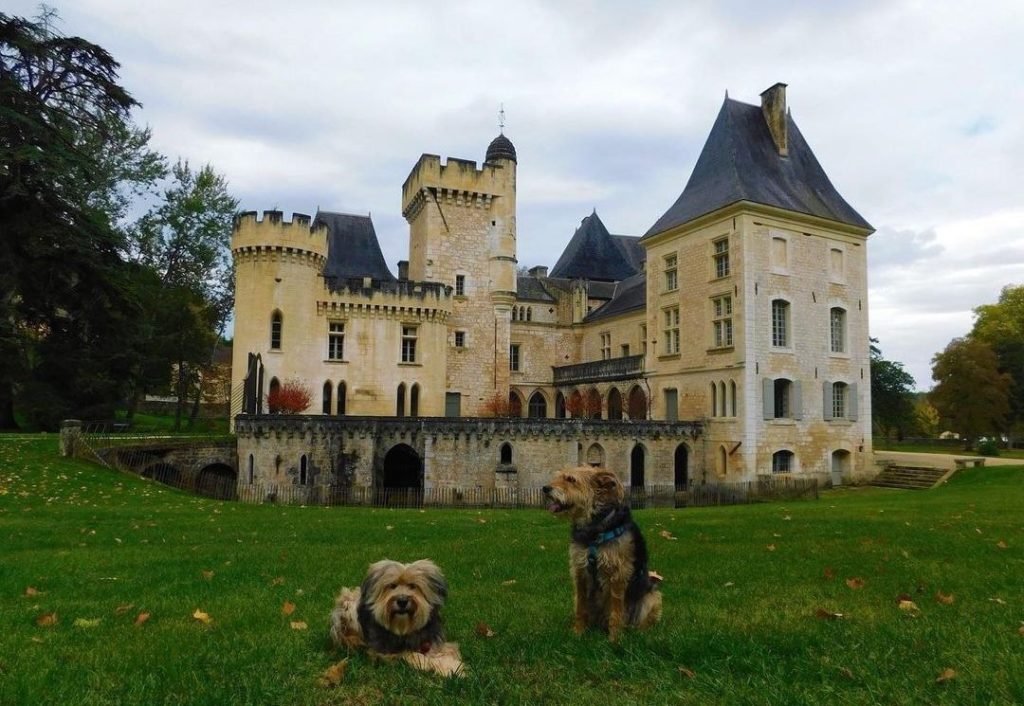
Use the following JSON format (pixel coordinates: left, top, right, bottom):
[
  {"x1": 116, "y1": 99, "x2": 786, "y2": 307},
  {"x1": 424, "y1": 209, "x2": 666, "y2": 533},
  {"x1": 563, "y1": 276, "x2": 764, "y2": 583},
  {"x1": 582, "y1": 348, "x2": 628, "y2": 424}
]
[
  {"x1": 762, "y1": 378, "x2": 774, "y2": 420},
  {"x1": 848, "y1": 382, "x2": 859, "y2": 421},
  {"x1": 823, "y1": 381, "x2": 834, "y2": 421},
  {"x1": 792, "y1": 380, "x2": 803, "y2": 419}
]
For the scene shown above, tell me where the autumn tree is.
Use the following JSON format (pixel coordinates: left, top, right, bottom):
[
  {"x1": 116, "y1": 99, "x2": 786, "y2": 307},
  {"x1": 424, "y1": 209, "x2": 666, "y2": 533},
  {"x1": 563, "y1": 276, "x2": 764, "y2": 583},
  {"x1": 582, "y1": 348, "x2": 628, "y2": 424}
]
[
  {"x1": 971, "y1": 284, "x2": 1024, "y2": 443},
  {"x1": 869, "y1": 339, "x2": 916, "y2": 441},
  {"x1": 913, "y1": 397, "x2": 940, "y2": 438},
  {"x1": 267, "y1": 379, "x2": 313, "y2": 414},
  {"x1": 930, "y1": 337, "x2": 1010, "y2": 448}
]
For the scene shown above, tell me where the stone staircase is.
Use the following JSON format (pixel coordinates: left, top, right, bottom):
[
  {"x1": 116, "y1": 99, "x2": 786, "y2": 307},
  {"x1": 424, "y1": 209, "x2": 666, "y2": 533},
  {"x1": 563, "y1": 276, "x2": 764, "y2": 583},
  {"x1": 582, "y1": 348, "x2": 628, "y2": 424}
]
[{"x1": 870, "y1": 464, "x2": 953, "y2": 490}]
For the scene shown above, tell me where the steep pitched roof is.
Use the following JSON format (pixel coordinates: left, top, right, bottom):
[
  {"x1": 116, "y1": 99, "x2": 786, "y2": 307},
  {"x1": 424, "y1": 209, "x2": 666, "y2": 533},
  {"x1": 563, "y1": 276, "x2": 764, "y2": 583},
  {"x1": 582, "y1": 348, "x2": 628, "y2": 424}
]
[
  {"x1": 550, "y1": 211, "x2": 640, "y2": 281},
  {"x1": 516, "y1": 275, "x2": 556, "y2": 302},
  {"x1": 585, "y1": 272, "x2": 647, "y2": 322},
  {"x1": 645, "y1": 98, "x2": 872, "y2": 238},
  {"x1": 316, "y1": 211, "x2": 396, "y2": 282},
  {"x1": 613, "y1": 235, "x2": 645, "y2": 272}
]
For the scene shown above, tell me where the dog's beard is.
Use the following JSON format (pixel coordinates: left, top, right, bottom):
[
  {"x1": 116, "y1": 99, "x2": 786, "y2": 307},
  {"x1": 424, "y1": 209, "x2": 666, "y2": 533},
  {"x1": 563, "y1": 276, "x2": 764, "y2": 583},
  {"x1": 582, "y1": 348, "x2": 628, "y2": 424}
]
[{"x1": 371, "y1": 593, "x2": 431, "y2": 636}]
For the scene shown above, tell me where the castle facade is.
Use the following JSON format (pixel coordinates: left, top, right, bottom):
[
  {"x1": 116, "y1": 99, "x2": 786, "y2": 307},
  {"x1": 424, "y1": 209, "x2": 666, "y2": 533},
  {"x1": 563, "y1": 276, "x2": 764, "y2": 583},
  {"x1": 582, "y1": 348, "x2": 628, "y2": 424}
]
[{"x1": 231, "y1": 84, "x2": 874, "y2": 493}]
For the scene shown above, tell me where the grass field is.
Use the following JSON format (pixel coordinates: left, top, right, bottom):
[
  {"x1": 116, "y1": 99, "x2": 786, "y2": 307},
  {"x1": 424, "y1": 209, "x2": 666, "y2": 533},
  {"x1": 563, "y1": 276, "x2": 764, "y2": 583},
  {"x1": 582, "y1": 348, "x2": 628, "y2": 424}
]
[
  {"x1": 1, "y1": 438, "x2": 1022, "y2": 706},
  {"x1": 874, "y1": 440, "x2": 1024, "y2": 459}
]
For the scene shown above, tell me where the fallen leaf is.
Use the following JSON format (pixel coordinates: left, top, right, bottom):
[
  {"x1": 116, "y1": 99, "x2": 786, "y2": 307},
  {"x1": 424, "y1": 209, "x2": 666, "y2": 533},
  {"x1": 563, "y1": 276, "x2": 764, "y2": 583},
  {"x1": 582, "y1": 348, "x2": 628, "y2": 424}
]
[
  {"x1": 782, "y1": 515, "x2": 792, "y2": 521},
  {"x1": 678, "y1": 666, "x2": 695, "y2": 678},
  {"x1": 839, "y1": 667, "x2": 855, "y2": 679},
  {"x1": 846, "y1": 577, "x2": 866, "y2": 589},
  {"x1": 318, "y1": 658, "x2": 349, "y2": 687},
  {"x1": 23, "y1": 586, "x2": 40, "y2": 597},
  {"x1": 134, "y1": 612, "x2": 150, "y2": 626},
  {"x1": 115, "y1": 603, "x2": 134, "y2": 615},
  {"x1": 898, "y1": 600, "x2": 920, "y2": 614},
  {"x1": 723, "y1": 581, "x2": 734, "y2": 588},
  {"x1": 936, "y1": 668, "x2": 956, "y2": 684},
  {"x1": 988, "y1": 597, "x2": 1006, "y2": 605},
  {"x1": 659, "y1": 530, "x2": 677, "y2": 541},
  {"x1": 202, "y1": 570, "x2": 215, "y2": 580},
  {"x1": 1017, "y1": 621, "x2": 1024, "y2": 636},
  {"x1": 823, "y1": 567, "x2": 836, "y2": 580},
  {"x1": 935, "y1": 590, "x2": 955, "y2": 605},
  {"x1": 476, "y1": 518, "x2": 487, "y2": 524},
  {"x1": 385, "y1": 525, "x2": 394, "y2": 531},
  {"x1": 271, "y1": 577, "x2": 284, "y2": 586},
  {"x1": 814, "y1": 608, "x2": 844, "y2": 620},
  {"x1": 501, "y1": 579, "x2": 516, "y2": 586},
  {"x1": 900, "y1": 550, "x2": 910, "y2": 559},
  {"x1": 474, "y1": 621, "x2": 496, "y2": 638},
  {"x1": 289, "y1": 621, "x2": 308, "y2": 630},
  {"x1": 766, "y1": 544, "x2": 777, "y2": 552},
  {"x1": 996, "y1": 540, "x2": 1008, "y2": 549},
  {"x1": 649, "y1": 570, "x2": 664, "y2": 583},
  {"x1": 281, "y1": 600, "x2": 296, "y2": 616},
  {"x1": 192, "y1": 609, "x2": 212, "y2": 625},
  {"x1": 36, "y1": 612, "x2": 57, "y2": 627},
  {"x1": 73, "y1": 618, "x2": 101, "y2": 628}
]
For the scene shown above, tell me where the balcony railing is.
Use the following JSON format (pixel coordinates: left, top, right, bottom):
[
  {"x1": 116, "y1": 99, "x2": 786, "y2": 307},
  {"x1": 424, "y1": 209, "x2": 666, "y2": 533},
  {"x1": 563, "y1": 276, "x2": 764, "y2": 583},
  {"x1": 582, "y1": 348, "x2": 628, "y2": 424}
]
[{"x1": 552, "y1": 354, "x2": 645, "y2": 386}]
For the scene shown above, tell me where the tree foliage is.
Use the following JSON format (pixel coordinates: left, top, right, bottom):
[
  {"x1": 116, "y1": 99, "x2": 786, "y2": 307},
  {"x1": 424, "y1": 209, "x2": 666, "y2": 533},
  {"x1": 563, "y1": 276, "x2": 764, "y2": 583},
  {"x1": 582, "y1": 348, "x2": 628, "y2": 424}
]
[
  {"x1": 971, "y1": 284, "x2": 1024, "y2": 439},
  {"x1": 930, "y1": 337, "x2": 1010, "y2": 446},
  {"x1": 267, "y1": 380, "x2": 313, "y2": 414},
  {"x1": 869, "y1": 339, "x2": 916, "y2": 440}
]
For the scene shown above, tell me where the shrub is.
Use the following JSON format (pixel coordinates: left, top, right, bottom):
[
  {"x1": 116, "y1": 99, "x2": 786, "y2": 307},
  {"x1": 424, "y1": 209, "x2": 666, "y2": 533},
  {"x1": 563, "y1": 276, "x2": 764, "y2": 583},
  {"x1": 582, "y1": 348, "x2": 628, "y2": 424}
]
[
  {"x1": 482, "y1": 392, "x2": 518, "y2": 418},
  {"x1": 976, "y1": 438, "x2": 1000, "y2": 457},
  {"x1": 267, "y1": 379, "x2": 313, "y2": 414}
]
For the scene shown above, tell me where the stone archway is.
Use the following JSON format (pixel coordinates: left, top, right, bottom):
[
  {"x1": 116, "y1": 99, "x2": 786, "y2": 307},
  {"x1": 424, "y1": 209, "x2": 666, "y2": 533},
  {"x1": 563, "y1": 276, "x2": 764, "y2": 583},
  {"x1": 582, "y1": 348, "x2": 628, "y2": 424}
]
[
  {"x1": 196, "y1": 463, "x2": 237, "y2": 500},
  {"x1": 674, "y1": 444, "x2": 689, "y2": 487},
  {"x1": 378, "y1": 443, "x2": 423, "y2": 507},
  {"x1": 630, "y1": 443, "x2": 646, "y2": 509},
  {"x1": 141, "y1": 462, "x2": 182, "y2": 487}
]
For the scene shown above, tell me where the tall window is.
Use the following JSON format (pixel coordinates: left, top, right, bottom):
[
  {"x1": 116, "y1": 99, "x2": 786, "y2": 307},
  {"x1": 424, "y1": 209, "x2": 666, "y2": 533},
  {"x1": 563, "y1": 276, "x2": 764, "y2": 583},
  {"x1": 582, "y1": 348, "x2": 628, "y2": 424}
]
[
  {"x1": 270, "y1": 311, "x2": 282, "y2": 350},
  {"x1": 772, "y1": 450, "x2": 794, "y2": 474},
  {"x1": 640, "y1": 324, "x2": 647, "y2": 355},
  {"x1": 710, "y1": 383, "x2": 718, "y2": 417},
  {"x1": 773, "y1": 378, "x2": 792, "y2": 418},
  {"x1": 528, "y1": 392, "x2": 547, "y2": 418},
  {"x1": 401, "y1": 325, "x2": 418, "y2": 363},
  {"x1": 396, "y1": 383, "x2": 406, "y2": 417},
  {"x1": 730, "y1": 380, "x2": 737, "y2": 417},
  {"x1": 455, "y1": 274, "x2": 465, "y2": 296},
  {"x1": 248, "y1": 454, "x2": 254, "y2": 485},
  {"x1": 830, "y1": 307, "x2": 846, "y2": 353},
  {"x1": 322, "y1": 381, "x2": 332, "y2": 415},
  {"x1": 500, "y1": 442, "x2": 513, "y2": 465},
  {"x1": 663, "y1": 307, "x2": 680, "y2": 355},
  {"x1": 454, "y1": 331, "x2": 465, "y2": 348},
  {"x1": 621, "y1": 344, "x2": 630, "y2": 357},
  {"x1": 509, "y1": 344, "x2": 521, "y2": 372},
  {"x1": 526, "y1": 307, "x2": 532, "y2": 321},
  {"x1": 600, "y1": 333, "x2": 611, "y2": 360},
  {"x1": 830, "y1": 248, "x2": 845, "y2": 281},
  {"x1": 712, "y1": 295, "x2": 733, "y2": 348},
  {"x1": 299, "y1": 455, "x2": 308, "y2": 485},
  {"x1": 770, "y1": 235, "x2": 788, "y2": 270},
  {"x1": 410, "y1": 383, "x2": 420, "y2": 416},
  {"x1": 832, "y1": 382, "x2": 848, "y2": 419},
  {"x1": 664, "y1": 253, "x2": 678, "y2": 291},
  {"x1": 328, "y1": 321, "x2": 344, "y2": 360},
  {"x1": 718, "y1": 381, "x2": 727, "y2": 417},
  {"x1": 337, "y1": 381, "x2": 346, "y2": 415},
  {"x1": 713, "y1": 238, "x2": 730, "y2": 278},
  {"x1": 771, "y1": 299, "x2": 790, "y2": 347}
]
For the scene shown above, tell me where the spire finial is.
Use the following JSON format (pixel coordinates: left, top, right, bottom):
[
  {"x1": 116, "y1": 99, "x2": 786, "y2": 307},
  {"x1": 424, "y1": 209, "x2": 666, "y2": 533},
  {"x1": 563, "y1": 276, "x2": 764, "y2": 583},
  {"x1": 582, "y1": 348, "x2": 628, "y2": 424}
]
[{"x1": 498, "y1": 103, "x2": 505, "y2": 134}]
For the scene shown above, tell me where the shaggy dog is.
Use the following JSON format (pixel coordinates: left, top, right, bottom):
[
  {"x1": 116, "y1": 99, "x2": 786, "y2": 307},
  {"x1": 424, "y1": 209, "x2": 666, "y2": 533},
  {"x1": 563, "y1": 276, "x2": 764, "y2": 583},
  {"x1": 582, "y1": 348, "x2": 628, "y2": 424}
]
[
  {"x1": 543, "y1": 467, "x2": 662, "y2": 642},
  {"x1": 329, "y1": 559, "x2": 464, "y2": 676}
]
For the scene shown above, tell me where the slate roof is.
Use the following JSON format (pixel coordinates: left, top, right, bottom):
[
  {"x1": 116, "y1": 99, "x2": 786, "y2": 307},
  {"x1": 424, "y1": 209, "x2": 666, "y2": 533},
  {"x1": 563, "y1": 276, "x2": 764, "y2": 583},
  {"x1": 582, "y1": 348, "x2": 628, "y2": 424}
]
[
  {"x1": 315, "y1": 211, "x2": 396, "y2": 283},
  {"x1": 485, "y1": 133, "x2": 517, "y2": 163},
  {"x1": 550, "y1": 211, "x2": 641, "y2": 282},
  {"x1": 644, "y1": 98, "x2": 872, "y2": 238},
  {"x1": 516, "y1": 275, "x2": 556, "y2": 302},
  {"x1": 585, "y1": 272, "x2": 647, "y2": 322}
]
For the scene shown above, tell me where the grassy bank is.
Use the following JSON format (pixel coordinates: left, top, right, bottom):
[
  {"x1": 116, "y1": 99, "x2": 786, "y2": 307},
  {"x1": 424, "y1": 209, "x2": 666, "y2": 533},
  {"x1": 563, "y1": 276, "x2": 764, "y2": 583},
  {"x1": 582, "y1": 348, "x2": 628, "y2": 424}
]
[{"x1": 1, "y1": 438, "x2": 1022, "y2": 705}]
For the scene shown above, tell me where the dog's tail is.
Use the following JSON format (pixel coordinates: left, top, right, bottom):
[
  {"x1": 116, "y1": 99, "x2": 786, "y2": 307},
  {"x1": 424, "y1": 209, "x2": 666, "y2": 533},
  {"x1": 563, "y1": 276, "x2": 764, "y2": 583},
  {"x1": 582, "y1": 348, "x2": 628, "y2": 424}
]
[{"x1": 329, "y1": 587, "x2": 365, "y2": 648}]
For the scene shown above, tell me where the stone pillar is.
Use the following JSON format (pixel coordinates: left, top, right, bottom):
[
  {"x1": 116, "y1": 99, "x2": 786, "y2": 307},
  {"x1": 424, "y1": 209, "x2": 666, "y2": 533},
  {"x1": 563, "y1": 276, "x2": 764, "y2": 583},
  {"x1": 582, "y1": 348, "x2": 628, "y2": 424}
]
[{"x1": 60, "y1": 419, "x2": 82, "y2": 457}]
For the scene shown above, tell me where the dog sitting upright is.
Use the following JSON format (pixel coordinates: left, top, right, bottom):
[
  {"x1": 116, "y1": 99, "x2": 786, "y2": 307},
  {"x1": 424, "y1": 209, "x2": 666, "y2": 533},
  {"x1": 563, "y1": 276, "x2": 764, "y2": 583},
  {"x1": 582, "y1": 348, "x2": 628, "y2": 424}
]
[{"x1": 543, "y1": 467, "x2": 662, "y2": 641}]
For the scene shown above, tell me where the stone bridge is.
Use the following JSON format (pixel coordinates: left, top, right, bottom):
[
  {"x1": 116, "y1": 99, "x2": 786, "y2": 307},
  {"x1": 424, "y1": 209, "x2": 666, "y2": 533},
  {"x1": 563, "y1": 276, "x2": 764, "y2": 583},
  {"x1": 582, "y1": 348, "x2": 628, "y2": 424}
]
[{"x1": 87, "y1": 438, "x2": 238, "y2": 499}]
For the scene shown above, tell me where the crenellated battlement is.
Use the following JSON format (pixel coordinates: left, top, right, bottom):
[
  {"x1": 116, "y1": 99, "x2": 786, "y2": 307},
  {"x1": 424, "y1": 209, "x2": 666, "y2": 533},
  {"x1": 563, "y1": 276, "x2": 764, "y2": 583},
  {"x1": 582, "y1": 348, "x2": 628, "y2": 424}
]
[
  {"x1": 231, "y1": 210, "x2": 329, "y2": 261},
  {"x1": 401, "y1": 153, "x2": 512, "y2": 220}
]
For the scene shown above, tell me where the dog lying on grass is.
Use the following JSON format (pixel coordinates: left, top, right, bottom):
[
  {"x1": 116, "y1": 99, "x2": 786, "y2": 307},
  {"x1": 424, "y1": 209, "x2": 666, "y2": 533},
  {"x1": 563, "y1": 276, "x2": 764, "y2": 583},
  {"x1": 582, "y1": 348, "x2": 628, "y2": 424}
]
[
  {"x1": 543, "y1": 467, "x2": 663, "y2": 642},
  {"x1": 329, "y1": 559, "x2": 465, "y2": 676}
]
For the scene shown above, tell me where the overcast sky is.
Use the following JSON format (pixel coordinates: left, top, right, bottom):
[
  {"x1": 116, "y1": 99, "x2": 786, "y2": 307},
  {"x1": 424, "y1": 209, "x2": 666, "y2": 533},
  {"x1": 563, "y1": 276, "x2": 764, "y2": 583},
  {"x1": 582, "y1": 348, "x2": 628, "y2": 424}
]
[{"x1": 12, "y1": 0, "x2": 1024, "y2": 389}]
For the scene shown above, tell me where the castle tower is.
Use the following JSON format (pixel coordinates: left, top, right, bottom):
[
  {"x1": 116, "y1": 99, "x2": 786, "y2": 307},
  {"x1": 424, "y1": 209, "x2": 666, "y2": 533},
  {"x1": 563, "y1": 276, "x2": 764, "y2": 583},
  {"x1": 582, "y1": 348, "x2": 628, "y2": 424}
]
[{"x1": 401, "y1": 133, "x2": 517, "y2": 415}]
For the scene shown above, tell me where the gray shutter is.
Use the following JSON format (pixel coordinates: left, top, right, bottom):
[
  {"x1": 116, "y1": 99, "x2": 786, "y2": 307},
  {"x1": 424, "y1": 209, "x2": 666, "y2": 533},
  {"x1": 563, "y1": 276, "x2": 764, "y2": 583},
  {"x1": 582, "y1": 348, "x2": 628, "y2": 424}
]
[
  {"x1": 762, "y1": 377, "x2": 774, "y2": 420},
  {"x1": 848, "y1": 383, "x2": 858, "y2": 420},
  {"x1": 792, "y1": 380, "x2": 803, "y2": 419},
  {"x1": 823, "y1": 381, "x2": 834, "y2": 421}
]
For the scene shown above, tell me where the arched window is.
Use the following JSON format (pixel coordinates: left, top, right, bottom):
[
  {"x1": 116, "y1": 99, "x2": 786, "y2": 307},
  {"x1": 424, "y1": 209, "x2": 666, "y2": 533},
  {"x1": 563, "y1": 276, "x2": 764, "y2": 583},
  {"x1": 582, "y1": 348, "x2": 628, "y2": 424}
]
[
  {"x1": 268, "y1": 377, "x2": 280, "y2": 411},
  {"x1": 248, "y1": 454, "x2": 254, "y2": 485},
  {"x1": 528, "y1": 391, "x2": 547, "y2": 418},
  {"x1": 322, "y1": 381, "x2": 332, "y2": 415},
  {"x1": 299, "y1": 454, "x2": 308, "y2": 485},
  {"x1": 500, "y1": 442, "x2": 513, "y2": 465},
  {"x1": 627, "y1": 386, "x2": 647, "y2": 420},
  {"x1": 630, "y1": 444, "x2": 645, "y2": 488},
  {"x1": 586, "y1": 443, "x2": 605, "y2": 467},
  {"x1": 410, "y1": 383, "x2": 420, "y2": 416},
  {"x1": 607, "y1": 388, "x2": 622, "y2": 420},
  {"x1": 509, "y1": 391, "x2": 523, "y2": 417},
  {"x1": 511, "y1": 307, "x2": 517, "y2": 321},
  {"x1": 830, "y1": 307, "x2": 846, "y2": 354},
  {"x1": 718, "y1": 445, "x2": 728, "y2": 475},
  {"x1": 710, "y1": 382, "x2": 718, "y2": 417},
  {"x1": 772, "y1": 450, "x2": 794, "y2": 474},
  {"x1": 771, "y1": 299, "x2": 790, "y2": 348},
  {"x1": 270, "y1": 310, "x2": 283, "y2": 350},
  {"x1": 396, "y1": 383, "x2": 406, "y2": 417},
  {"x1": 555, "y1": 392, "x2": 566, "y2": 419},
  {"x1": 730, "y1": 380, "x2": 737, "y2": 417},
  {"x1": 719, "y1": 381, "x2": 727, "y2": 417},
  {"x1": 586, "y1": 388, "x2": 602, "y2": 419},
  {"x1": 568, "y1": 390, "x2": 583, "y2": 419},
  {"x1": 337, "y1": 381, "x2": 346, "y2": 415},
  {"x1": 526, "y1": 307, "x2": 532, "y2": 321}
]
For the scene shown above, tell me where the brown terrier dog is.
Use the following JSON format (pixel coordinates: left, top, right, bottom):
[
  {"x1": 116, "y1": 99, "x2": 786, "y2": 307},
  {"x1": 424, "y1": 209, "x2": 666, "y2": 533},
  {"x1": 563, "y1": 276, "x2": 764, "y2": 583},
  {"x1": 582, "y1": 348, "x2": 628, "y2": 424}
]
[{"x1": 543, "y1": 467, "x2": 662, "y2": 642}]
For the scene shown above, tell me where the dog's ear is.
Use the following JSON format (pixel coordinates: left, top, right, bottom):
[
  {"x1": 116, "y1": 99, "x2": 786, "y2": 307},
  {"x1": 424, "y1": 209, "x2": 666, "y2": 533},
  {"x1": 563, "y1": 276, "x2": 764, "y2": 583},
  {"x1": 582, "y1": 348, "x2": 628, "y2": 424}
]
[
  {"x1": 409, "y1": 559, "x2": 448, "y2": 605},
  {"x1": 361, "y1": 560, "x2": 397, "y2": 603},
  {"x1": 591, "y1": 470, "x2": 624, "y2": 502}
]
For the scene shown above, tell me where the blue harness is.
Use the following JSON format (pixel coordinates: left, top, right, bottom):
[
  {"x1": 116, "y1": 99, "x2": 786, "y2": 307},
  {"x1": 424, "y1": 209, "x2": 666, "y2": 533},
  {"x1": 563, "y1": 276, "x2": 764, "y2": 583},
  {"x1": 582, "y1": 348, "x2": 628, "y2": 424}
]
[{"x1": 587, "y1": 523, "x2": 629, "y2": 566}]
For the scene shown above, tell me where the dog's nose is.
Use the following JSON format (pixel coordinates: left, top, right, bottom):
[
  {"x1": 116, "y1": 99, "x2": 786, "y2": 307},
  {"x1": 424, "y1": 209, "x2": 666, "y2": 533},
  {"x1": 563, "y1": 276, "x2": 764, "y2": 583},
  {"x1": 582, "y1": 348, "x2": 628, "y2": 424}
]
[
  {"x1": 542, "y1": 485, "x2": 552, "y2": 494},
  {"x1": 396, "y1": 595, "x2": 410, "y2": 609}
]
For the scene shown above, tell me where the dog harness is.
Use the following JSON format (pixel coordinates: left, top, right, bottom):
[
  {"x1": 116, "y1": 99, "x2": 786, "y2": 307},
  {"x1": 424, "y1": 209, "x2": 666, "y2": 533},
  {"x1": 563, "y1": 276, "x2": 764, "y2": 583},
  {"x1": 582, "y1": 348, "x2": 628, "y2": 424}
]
[{"x1": 586, "y1": 523, "x2": 629, "y2": 566}]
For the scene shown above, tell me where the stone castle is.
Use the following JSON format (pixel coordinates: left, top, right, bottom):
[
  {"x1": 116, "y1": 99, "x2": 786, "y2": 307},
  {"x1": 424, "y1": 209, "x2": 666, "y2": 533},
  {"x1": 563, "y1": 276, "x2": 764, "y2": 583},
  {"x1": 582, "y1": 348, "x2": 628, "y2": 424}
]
[{"x1": 231, "y1": 83, "x2": 874, "y2": 496}]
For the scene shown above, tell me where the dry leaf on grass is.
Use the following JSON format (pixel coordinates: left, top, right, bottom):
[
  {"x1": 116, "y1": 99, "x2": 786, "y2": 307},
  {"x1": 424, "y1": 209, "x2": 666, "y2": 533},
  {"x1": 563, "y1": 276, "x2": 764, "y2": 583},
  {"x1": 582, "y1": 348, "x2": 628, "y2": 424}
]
[
  {"x1": 898, "y1": 600, "x2": 920, "y2": 615},
  {"x1": 115, "y1": 604, "x2": 134, "y2": 615},
  {"x1": 134, "y1": 612, "x2": 151, "y2": 626},
  {"x1": 36, "y1": 612, "x2": 57, "y2": 627},
  {"x1": 1017, "y1": 621, "x2": 1024, "y2": 636},
  {"x1": 936, "y1": 668, "x2": 956, "y2": 684},
  {"x1": 282, "y1": 600, "x2": 296, "y2": 616},
  {"x1": 678, "y1": 666, "x2": 695, "y2": 678},
  {"x1": 290, "y1": 621, "x2": 308, "y2": 630},
  {"x1": 474, "y1": 622, "x2": 496, "y2": 638},
  {"x1": 996, "y1": 540, "x2": 1008, "y2": 549},
  {"x1": 201, "y1": 570, "x2": 215, "y2": 580},
  {"x1": 476, "y1": 518, "x2": 487, "y2": 524},
  {"x1": 766, "y1": 544, "x2": 777, "y2": 552},
  {"x1": 23, "y1": 586, "x2": 40, "y2": 597},
  {"x1": 988, "y1": 597, "x2": 1006, "y2": 605},
  {"x1": 270, "y1": 577, "x2": 284, "y2": 587},
  {"x1": 501, "y1": 579, "x2": 516, "y2": 586},
  {"x1": 814, "y1": 608, "x2": 844, "y2": 620},
  {"x1": 318, "y1": 658, "x2": 349, "y2": 687},
  {"x1": 839, "y1": 667, "x2": 855, "y2": 680},
  {"x1": 73, "y1": 618, "x2": 101, "y2": 628},
  {"x1": 659, "y1": 530, "x2": 677, "y2": 541},
  {"x1": 823, "y1": 567, "x2": 836, "y2": 580},
  {"x1": 192, "y1": 609, "x2": 212, "y2": 625},
  {"x1": 935, "y1": 590, "x2": 955, "y2": 605},
  {"x1": 846, "y1": 577, "x2": 866, "y2": 589}
]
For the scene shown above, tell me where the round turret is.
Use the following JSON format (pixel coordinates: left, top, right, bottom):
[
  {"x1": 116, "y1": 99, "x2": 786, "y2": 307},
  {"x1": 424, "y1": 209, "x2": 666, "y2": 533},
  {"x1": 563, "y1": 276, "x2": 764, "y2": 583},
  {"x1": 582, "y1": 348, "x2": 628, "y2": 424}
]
[{"x1": 485, "y1": 133, "x2": 517, "y2": 163}]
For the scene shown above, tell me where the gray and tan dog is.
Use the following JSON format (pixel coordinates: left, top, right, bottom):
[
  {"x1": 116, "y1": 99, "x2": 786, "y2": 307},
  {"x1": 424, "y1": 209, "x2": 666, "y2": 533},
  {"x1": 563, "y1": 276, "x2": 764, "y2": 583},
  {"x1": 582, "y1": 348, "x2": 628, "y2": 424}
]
[{"x1": 543, "y1": 466, "x2": 663, "y2": 642}]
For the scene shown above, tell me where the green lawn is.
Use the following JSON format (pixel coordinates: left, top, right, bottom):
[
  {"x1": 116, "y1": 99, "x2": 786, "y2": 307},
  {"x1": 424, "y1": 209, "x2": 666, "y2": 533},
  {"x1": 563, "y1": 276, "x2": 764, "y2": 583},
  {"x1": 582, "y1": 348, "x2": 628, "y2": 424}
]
[
  {"x1": 874, "y1": 440, "x2": 1024, "y2": 459},
  {"x1": 1, "y1": 438, "x2": 1022, "y2": 706}
]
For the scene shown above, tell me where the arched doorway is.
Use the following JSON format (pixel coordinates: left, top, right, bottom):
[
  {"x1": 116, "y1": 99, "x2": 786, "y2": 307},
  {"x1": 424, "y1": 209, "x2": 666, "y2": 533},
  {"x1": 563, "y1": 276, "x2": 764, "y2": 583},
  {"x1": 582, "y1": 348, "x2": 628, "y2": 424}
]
[
  {"x1": 509, "y1": 391, "x2": 523, "y2": 417},
  {"x1": 674, "y1": 444, "x2": 689, "y2": 487},
  {"x1": 379, "y1": 444, "x2": 423, "y2": 507},
  {"x1": 586, "y1": 388, "x2": 602, "y2": 419},
  {"x1": 196, "y1": 463, "x2": 237, "y2": 500},
  {"x1": 630, "y1": 444, "x2": 646, "y2": 509},
  {"x1": 607, "y1": 388, "x2": 623, "y2": 420},
  {"x1": 831, "y1": 449, "x2": 851, "y2": 486},
  {"x1": 627, "y1": 385, "x2": 647, "y2": 420},
  {"x1": 555, "y1": 392, "x2": 566, "y2": 419},
  {"x1": 410, "y1": 383, "x2": 420, "y2": 417},
  {"x1": 527, "y1": 391, "x2": 547, "y2": 418}
]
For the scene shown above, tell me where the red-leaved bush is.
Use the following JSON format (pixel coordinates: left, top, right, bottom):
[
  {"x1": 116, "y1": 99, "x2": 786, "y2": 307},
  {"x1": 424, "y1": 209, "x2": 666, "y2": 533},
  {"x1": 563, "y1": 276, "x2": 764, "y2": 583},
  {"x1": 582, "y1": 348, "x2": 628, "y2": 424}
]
[{"x1": 267, "y1": 379, "x2": 313, "y2": 414}]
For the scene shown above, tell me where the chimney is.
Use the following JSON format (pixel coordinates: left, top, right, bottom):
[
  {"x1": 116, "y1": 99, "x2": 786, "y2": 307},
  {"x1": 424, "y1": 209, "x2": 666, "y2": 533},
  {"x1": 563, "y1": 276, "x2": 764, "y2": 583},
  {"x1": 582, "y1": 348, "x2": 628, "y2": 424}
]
[
  {"x1": 397, "y1": 260, "x2": 409, "y2": 280},
  {"x1": 528, "y1": 265, "x2": 548, "y2": 278},
  {"x1": 760, "y1": 82, "x2": 788, "y2": 157}
]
